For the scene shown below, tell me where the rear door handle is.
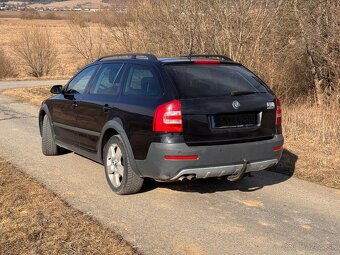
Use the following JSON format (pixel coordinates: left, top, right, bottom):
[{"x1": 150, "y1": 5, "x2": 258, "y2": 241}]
[
  {"x1": 103, "y1": 104, "x2": 111, "y2": 112},
  {"x1": 72, "y1": 101, "x2": 78, "y2": 109}
]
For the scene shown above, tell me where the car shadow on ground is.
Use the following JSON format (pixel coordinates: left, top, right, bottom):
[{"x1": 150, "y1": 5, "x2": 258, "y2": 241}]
[
  {"x1": 141, "y1": 149, "x2": 298, "y2": 194},
  {"x1": 59, "y1": 148, "x2": 72, "y2": 155}
]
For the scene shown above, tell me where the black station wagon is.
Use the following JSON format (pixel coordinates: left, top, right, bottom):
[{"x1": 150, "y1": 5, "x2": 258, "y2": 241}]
[{"x1": 39, "y1": 54, "x2": 284, "y2": 195}]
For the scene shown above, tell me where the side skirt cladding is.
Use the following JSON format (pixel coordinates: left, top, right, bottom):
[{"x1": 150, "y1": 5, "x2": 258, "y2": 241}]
[{"x1": 39, "y1": 106, "x2": 142, "y2": 178}]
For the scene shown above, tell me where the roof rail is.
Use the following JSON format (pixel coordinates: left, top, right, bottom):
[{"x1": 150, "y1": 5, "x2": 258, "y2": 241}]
[
  {"x1": 96, "y1": 53, "x2": 158, "y2": 62},
  {"x1": 182, "y1": 54, "x2": 233, "y2": 61}
]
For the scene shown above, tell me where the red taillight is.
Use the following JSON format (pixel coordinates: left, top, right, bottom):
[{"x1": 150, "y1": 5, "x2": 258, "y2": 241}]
[
  {"x1": 194, "y1": 59, "x2": 220, "y2": 64},
  {"x1": 164, "y1": 155, "x2": 198, "y2": 160},
  {"x1": 276, "y1": 98, "x2": 282, "y2": 125},
  {"x1": 153, "y1": 100, "x2": 183, "y2": 132},
  {"x1": 273, "y1": 145, "x2": 283, "y2": 151}
]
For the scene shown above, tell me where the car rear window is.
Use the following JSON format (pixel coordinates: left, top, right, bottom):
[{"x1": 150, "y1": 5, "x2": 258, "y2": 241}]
[{"x1": 165, "y1": 64, "x2": 268, "y2": 98}]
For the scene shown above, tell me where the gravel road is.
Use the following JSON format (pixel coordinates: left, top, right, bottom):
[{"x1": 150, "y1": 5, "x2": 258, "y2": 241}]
[{"x1": 0, "y1": 80, "x2": 339, "y2": 255}]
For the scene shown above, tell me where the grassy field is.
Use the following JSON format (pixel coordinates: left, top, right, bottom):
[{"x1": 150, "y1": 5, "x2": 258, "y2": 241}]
[
  {"x1": 0, "y1": 16, "x2": 84, "y2": 78},
  {"x1": 1, "y1": 86, "x2": 339, "y2": 190},
  {"x1": 0, "y1": 159, "x2": 138, "y2": 255}
]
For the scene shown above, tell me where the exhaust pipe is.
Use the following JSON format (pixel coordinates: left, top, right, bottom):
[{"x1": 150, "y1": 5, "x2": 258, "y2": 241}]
[
  {"x1": 186, "y1": 175, "x2": 196, "y2": 181},
  {"x1": 178, "y1": 175, "x2": 196, "y2": 181},
  {"x1": 178, "y1": 176, "x2": 187, "y2": 181}
]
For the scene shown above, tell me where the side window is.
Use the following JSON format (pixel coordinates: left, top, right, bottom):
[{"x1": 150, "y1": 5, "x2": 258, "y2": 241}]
[
  {"x1": 66, "y1": 65, "x2": 97, "y2": 94},
  {"x1": 123, "y1": 65, "x2": 162, "y2": 97},
  {"x1": 90, "y1": 63, "x2": 124, "y2": 95}
]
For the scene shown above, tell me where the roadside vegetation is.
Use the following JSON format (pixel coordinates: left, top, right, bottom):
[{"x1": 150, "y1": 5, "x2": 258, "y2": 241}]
[
  {"x1": 0, "y1": 1, "x2": 338, "y2": 103},
  {"x1": 279, "y1": 102, "x2": 339, "y2": 189},
  {"x1": 0, "y1": 50, "x2": 16, "y2": 79},
  {"x1": 0, "y1": 159, "x2": 138, "y2": 255},
  {"x1": 15, "y1": 27, "x2": 58, "y2": 77},
  {"x1": 1, "y1": 86, "x2": 51, "y2": 105}
]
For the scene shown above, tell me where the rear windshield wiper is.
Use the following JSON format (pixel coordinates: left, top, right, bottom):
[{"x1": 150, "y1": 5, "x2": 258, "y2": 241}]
[{"x1": 230, "y1": 91, "x2": 264, "y2": 96}]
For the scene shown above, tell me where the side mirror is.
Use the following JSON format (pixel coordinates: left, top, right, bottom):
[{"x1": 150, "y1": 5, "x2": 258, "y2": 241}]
[{"x1": 50, "y1": 85, "x2": 63, "y2": 94}]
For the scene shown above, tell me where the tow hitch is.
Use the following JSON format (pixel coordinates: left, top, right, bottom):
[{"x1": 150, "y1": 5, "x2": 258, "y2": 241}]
[{"x1": 227, "y1": 159, "x2": 248, "y2": 182}]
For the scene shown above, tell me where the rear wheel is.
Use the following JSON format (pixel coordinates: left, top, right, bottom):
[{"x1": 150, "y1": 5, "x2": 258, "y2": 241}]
[
  {"x1": 103, "y1": 135, "x2": 144, "y2": 195},
  {"x1": 42, "y1": 115, "x2": 60, "y2": 156}
]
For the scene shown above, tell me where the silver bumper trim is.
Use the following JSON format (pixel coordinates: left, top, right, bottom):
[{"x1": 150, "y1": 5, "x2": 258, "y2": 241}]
[{"x1": 170, "y1": 159, "x2": 278, "y2": 180}]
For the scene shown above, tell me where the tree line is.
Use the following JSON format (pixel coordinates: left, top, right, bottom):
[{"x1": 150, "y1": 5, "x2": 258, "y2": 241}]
[{"x1": 5, "y1": 0, "x2": 339, "y2": 105}]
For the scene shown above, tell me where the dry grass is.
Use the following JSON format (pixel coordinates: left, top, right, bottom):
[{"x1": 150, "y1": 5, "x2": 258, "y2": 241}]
[
  {"x1": 1, "y1": 86, "x2": 52, "y2": 106},
  {"x1": 1, "y1": 86, "x2": 339, "y2": 189},
  {"x1": 0, "y1": 159, "x2": 138, "y2": 255},
  {"x1": 278, "y1": 102, "x2": 340, "y2": 189},
  {"x1": 0, "y1": 16, "x2": 114, "y2": 79},
  {"x1": 0, "y1": 17, "x2": 83, "y2": 78},
  {"x1": 284, "y1": 102, "x2": 340, "y2": 147},
  {"x1": 0, "y1": 49, "x2": 17, "y2": 79}
]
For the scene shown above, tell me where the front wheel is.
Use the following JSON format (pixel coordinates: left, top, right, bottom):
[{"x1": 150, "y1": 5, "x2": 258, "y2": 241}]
[
  {"x1": 103, "y1": 135, "x2": 144, "y2": 195},
  {"x1": 42, "y1": 115, "x2": 60, "y2": 156}
]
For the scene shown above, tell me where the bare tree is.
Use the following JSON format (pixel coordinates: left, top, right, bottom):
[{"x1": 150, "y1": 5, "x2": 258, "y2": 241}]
[
  {"x1": 129, "y1": 0, "x2": 339, "y2": 103},
  {"x1": 104, "y1": 12, "x2": 136, "y2": 52},
  {"x1": 65, "y1": 17, "x2": 111, "y2": 64},
  {"x1": 293, "y1": 0, "x2": 339, "y2": 104},
  {"x1": 61, "y1": 0, "x2": 339, "y2": 103},
  {"x1": 15, "y1": 27, "x2": 57, "y2": 77}
]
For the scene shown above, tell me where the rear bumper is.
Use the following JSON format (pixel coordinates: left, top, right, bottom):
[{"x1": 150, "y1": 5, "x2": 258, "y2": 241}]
[{"x1": 136, "y1": 135, "x2": 284, "y2": 180}]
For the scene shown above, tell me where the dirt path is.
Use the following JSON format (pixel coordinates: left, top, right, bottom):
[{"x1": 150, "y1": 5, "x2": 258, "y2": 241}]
[{"x1": 0, "y1": 81, "x2": 339, "y2": 255}]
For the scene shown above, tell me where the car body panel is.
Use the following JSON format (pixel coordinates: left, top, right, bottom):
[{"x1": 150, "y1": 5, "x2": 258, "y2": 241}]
[{"x1": 180, "y1": 94, "x2": 277, "y2": 145}]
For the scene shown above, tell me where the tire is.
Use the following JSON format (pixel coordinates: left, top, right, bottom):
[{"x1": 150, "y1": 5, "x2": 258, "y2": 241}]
[
  {"x1": 42, "y1": 115, "x2": 60, "y2": 156},
  {"x1": 103, "y1": 135, "x2": 144, "y2": 195}
]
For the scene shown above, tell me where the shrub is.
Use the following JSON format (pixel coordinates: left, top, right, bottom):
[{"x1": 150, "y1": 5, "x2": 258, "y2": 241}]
[
  {"x1": 19, "y1": 10, "x2": 41, "y2": 20},
  {"x1": 0, "y1": 50, "x2": 16, "y2": 79},
  {"x1": 65, "y1": 20, "x2": 111, "y2": 64},
  {"x1": 43, "y1": 12, "x2": 60, "y2": 20},
  {"x1": 14, "y1": 27, "x2": 58, "y2": 77}
]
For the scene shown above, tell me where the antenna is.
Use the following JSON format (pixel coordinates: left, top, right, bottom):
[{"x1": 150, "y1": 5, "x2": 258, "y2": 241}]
[
  {"x1": 188, "y1": 50, "x2": 192, "y2": 61},
  {"x1": 188, "y1": 32, "x2": 194, "y2": 61}
]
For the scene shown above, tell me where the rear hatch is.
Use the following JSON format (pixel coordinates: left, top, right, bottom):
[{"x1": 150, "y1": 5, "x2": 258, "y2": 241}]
[{"x1": 165, "y1": 63, "x2": 277, "y2": 145}]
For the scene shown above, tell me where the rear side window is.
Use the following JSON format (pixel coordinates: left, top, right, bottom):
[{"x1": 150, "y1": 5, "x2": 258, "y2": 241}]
[
  {"x1": 165, "y1": 64, "x2": 268, "y2": 98},
  {"x1": 123, "y1": 65, "x2": 162, "y2": 97}
]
